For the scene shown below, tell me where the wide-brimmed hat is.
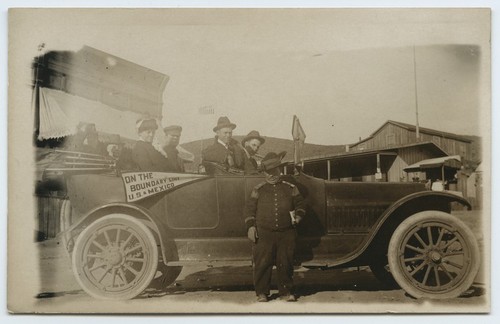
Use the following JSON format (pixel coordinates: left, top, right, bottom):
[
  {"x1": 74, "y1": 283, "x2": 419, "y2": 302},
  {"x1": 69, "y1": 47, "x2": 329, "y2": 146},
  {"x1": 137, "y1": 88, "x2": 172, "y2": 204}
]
[
  {"x1": 213, "y1": 116, "x2": 237, "y2": 132},
  {"x1": 260, "y1": 151, "x2": 287, "y2": 171},
  {"x1": 242, "y1": 130, "x2": 265, "y2": 146},
  {"x1": 163, "y1": 125, "x2": 182, "y2": 135},
  {"x1": 136, "y1": 118, "x2": 158, "y2": 133}
]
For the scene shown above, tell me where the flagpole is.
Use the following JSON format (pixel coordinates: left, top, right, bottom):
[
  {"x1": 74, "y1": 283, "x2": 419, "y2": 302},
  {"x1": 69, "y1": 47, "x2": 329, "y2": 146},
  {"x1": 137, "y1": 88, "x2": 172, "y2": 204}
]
[{"x1": 413, "y1": 45, "x2": 420, "y2": 141}]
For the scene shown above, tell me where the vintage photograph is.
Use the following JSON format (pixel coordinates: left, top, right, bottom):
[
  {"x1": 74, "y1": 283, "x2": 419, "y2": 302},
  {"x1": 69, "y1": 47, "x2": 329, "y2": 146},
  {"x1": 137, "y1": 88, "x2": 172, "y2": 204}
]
[{"x1": 7, "y1": 8, "x2": 491, "y2": 313}]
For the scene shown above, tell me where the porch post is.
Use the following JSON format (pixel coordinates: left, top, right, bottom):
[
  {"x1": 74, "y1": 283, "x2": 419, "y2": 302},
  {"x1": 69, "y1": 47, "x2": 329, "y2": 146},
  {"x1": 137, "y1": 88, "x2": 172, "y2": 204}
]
[{"x1": 327, "y1": 160, "x2": 331, "y2": 181}]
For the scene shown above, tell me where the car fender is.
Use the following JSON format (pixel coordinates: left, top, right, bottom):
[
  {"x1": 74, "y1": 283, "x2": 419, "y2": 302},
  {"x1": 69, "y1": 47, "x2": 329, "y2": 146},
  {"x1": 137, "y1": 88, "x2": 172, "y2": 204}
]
[
  {"x1": 330, "y1": 191, "x2": 472, "y2": 267},
  {"x1": 60, "y1": 202, "x2": 175, "y2": 265}
]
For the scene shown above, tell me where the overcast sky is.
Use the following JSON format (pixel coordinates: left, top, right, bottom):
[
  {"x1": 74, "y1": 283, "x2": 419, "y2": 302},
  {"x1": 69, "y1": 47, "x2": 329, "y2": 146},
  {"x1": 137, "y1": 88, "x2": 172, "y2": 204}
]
[{"x1": 11, "y1": 8, "x2": 490, "y2": 145}]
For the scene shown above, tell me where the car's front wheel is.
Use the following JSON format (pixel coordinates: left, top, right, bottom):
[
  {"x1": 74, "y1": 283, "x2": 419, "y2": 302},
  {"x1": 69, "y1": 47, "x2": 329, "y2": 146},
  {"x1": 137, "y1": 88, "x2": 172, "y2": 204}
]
[
  {"x1": 72, "y1": 214, "x2": 159, "y2": 300},
  {"x1": 388, "y1": 211, "x2": 480, "y2": 299}
]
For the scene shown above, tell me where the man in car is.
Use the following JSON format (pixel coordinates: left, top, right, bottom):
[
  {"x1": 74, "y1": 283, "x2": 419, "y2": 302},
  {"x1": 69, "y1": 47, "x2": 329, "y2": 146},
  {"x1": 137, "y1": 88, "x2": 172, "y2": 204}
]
[
  {"x1": 241, "y1": 130, "x2": 265, "y2": 175},
  {"x1": 162, "y1": 125, "x2": 185, "y2": 172},
  {"x1": 244, "y1": 151, "x2": 306, "y2": 302},
  {"x1": 202, "y1": 116, "x2": 244, "y2": 172},
  {"x1": 132, "y1": 118, "x2": 170, "y2": 172}
]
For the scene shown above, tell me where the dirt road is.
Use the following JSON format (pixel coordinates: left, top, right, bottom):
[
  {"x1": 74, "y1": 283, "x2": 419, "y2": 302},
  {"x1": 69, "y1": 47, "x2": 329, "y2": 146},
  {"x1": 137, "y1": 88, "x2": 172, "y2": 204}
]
[{"x1": 32, "y1": 211, "x2": 488, "y2": 313}]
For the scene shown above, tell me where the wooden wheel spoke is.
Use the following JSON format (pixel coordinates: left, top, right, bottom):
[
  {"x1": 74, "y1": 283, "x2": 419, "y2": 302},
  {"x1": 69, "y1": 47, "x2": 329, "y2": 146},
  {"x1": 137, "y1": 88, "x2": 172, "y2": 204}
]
[
  {"x1": 443, "y1": 259, "x2": 464, "y2": 270},
  {"x1": 422, "y1": 264, "x2": 432, "y2": 286},
  {"x1": 427, "y1": 227, "x2": 434, "y2": 247},
  {"x1": 103, "y1": 230, "x2": 112, "y2": 246},
  {"x1": 115, "y1": 228, "x2": 121, "y2": 244},
  {"x1": 124, "y1": 263, "x2": 140, "y2": 276},
  {"x1": 86, "y1": 253, "x2": 103, "y2": 259},
  {"x1": 442, "y1": 236, "x2": 459, "y2": 250},
  {"x1": 125, "y1": 244, "x2": 143, "y2": 255},
  {"x1": 438, "y1": 264, "x2": 454, "y2": 280},
  {"x1": 97, "y1": 266, "x2": 112, "y2": 283},
  {"x1": 435, "y1": 228, "x2": 445, "y2": 246},
  {"x1": 403, "y1": 255, "x2": 425, "y2": 263},
  {"x1": 88, "y1": 262, "x2": 106, "y2": 272},
  {"x1": 409, "y1": 261, "x2": 427, "y2": 276},
  {"x1": 118, "y1": 267, "x2": 128, "y2": 285},
  {"x1": 414, "y1": 232, "x2": 428, "y2": 248},
  {"x1": 434, "y1": 266, "x2": 441, "y2": 287},
  {"x1": 405, "y1": 244, "x2": 425, "y2": 254},
  {"x1": 111, "y1": 268, "x2": 117, "y2": 287},
  {"x1": 444, "y1": 251, "x2": 464, "y2": 257},
  {"x1": 91, "y1": 240, "x2": 106, "y2": 251},
  {"x1": 121, "y1": 232, "x2": 135, "y2": 249}
]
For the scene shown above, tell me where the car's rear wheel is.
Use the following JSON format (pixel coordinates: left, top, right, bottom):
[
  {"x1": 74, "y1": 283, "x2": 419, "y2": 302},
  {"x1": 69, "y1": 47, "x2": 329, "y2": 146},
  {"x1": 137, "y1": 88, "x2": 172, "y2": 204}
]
[
  {"x1": 388, "y1": 211, "x2": 480, "y2": 299},
  {"x1": 72, "y1": 214, "x2": 159, "y2": 300}
]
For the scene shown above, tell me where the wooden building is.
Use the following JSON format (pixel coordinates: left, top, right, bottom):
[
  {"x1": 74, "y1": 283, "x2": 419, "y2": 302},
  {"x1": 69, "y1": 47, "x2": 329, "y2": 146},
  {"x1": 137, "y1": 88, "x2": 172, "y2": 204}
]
[
  {"x1": 292, "y1": 120, "x2": 477, "y2": 183},
  {"x1": 349, "y1": 120, "x2": 473, "y2": 161}
]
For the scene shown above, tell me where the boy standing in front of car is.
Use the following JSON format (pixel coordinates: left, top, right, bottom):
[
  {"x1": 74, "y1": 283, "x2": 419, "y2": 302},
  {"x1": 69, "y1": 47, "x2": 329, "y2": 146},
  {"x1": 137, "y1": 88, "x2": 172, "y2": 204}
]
[{"x1": 244, "y1": 152, "x2": 306, "y2": 302}]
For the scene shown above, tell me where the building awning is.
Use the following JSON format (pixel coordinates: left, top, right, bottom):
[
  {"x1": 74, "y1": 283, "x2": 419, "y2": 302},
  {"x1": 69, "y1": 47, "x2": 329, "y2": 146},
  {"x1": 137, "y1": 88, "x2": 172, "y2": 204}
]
[
  {"x1": 38, "y1": 87, "x2": 146, "y2": 140},
  {"x1": 404, "y1": 155, "x2": 462, "y2": 172},
  {"x1": 36, "y1": 46, "x2": 170, "y2": 140}
]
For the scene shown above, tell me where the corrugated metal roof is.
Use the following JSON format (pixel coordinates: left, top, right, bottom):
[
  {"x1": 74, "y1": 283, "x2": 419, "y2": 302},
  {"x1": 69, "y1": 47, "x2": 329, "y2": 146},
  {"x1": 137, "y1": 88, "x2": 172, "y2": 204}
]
[{"x1": 285, "y1": 141, "x2": 446, "y2": 164}]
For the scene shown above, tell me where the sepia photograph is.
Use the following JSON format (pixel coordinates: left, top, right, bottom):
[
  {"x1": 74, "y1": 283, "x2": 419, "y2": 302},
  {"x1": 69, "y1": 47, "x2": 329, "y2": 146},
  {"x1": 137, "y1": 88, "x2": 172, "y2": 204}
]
[{"x1": 6, "y1": 5, "x2": 492, "y2": 315}]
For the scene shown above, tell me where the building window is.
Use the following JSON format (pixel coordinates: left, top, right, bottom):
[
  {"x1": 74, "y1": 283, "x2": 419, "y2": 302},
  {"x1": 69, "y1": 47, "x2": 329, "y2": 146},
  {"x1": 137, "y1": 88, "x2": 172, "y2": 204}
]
[{"x1": 386, "y1": 134, "x2": 396, "y2": 145}]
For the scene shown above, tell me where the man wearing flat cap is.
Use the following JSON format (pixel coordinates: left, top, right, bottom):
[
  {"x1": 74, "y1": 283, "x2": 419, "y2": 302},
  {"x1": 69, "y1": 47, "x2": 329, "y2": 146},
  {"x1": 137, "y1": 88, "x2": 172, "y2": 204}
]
[
  {"x1": 241, "y1": 130, "x2": 265, "y2": 175},
  {"x1": 244, "y1": 151, "x2": 306, "y2": 302},
  {"x1": 132, "y1": 118, "x2": 170, "y2": 172},
  {"x1": 162, "y1": 125, "x2": 185, "y2": 172},
  {"x1": 202, "y1": 116, "x2": 244, "y2": 172}
]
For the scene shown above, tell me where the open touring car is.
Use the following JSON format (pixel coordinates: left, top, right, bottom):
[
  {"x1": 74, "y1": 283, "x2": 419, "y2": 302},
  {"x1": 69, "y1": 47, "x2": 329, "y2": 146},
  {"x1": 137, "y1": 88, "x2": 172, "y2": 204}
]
[{"x1": 56, "y1": 121, "x2": 480, "y2": 301}]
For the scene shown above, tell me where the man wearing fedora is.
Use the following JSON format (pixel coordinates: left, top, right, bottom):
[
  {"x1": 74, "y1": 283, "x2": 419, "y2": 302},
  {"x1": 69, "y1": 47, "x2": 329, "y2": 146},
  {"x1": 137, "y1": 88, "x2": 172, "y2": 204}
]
[
  {"x1": 202, "y1": 116, "x2": 244, "y2": 172},
  {"x1": 132, "y1": 118, "x2": 170, "y2": 172},
  {"x1": 162, "y1": 125, "x2": 185, "y2": 172},
  {"x1": 244, "y1": 152, "x2": 306, "y2": 302},
  {"x1": 241, "y1": 130, "x2": 265, "y2": 175}
]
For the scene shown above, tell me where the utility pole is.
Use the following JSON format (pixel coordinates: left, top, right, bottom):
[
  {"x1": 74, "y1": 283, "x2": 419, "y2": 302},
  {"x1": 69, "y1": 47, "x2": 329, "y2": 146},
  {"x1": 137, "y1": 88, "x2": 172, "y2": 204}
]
[{"x1": 413, "y1": 45, "x2": 420, "y2": 141}]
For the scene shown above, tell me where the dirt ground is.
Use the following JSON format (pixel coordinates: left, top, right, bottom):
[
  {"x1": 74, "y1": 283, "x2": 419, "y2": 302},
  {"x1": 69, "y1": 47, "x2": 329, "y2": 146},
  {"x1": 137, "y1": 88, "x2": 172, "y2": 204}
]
[{"x1": 31, "y1": 210, "x2": 488, "y2": 314}]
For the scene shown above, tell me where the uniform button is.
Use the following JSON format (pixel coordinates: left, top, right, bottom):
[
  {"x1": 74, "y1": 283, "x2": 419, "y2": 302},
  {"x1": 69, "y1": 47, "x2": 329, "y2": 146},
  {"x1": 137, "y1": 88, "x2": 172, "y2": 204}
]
[{"x1": 276, "y1": 224, "x2": 278, "y2": 227}]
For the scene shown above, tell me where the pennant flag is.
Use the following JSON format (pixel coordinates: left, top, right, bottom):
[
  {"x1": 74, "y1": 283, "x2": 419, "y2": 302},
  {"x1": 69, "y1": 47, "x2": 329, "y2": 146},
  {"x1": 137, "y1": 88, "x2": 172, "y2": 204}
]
[
  {"x1": 292, "y1": 115, "x2": 306, "y2": 143},
  {"x1": 121, "y1": 172, "x2": 208, "y2": 202},
  {"x1": 291, "y1": 115, "x2": 306, "y2": 165}
]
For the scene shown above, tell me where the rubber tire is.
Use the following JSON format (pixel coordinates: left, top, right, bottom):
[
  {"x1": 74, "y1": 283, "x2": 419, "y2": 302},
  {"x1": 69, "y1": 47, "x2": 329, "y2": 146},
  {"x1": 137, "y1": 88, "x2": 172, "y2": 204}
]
[
  {"x1": 388, "y1": 211, "x2": 480, "y2": 299},
  {"x1": 72, "y1": 214, "x2": 159, "y2": 300}
]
